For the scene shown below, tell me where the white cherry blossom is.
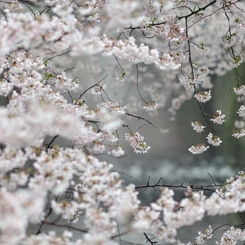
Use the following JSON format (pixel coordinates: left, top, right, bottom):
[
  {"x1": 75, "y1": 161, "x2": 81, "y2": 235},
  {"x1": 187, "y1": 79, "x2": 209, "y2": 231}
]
[
  {"x1": 206, "y1": 133, "x2": 222, "y2": 146},
  {"x1": 237, "y1": 105, "x2": 245, "y2": 118},
  {"x1": 188, "y1": 143, "x2": 209, "y2": 154},
  {"x1": 194, "y1": 90, "x2": 212, "y2": 103},
  {"x1": 210, "y1": 110, "x2": 226, "y2": 124},
  {"x1": 125, "y1": 132, "x2": 151, "y2": 153},
  {"x1": 191, "y1": 121, "x2": 206, "y2": 133}
]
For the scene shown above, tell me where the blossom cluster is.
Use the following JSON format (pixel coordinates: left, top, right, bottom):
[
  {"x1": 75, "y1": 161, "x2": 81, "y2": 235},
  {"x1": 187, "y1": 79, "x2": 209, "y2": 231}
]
[
  {"x1": 210, "y1": 110, "x2": 226, "y2": 125},
  {"x1": 194, "y1": 90, "x2": 212, "y2": 103},
  {"x1": 191, "y1": 121, "x2": 205, "y2": 133},
  {"x1": 125, "y1": 132, "x2": 151, "y2": 153},
  {"x1": 206, "y1": 133, "x2": 222, "y2": 146},
  {"x1": 188, "y1": 143, "x2": 209, "y2": 154}
]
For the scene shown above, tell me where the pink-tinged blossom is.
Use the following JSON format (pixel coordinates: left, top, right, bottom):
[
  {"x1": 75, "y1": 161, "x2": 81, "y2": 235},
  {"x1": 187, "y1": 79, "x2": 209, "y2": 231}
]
[
  {"x1": 206, "y1": 133, "x2": 222, "y2": 146},
  {"x1": 188, "y1": 143, "x2": 209, "y2": 154},
  {"x1": 125, "y1": 132, "x2": 151, "y2": 153},
  {"x1": 210, "y1": 110, "x2": 226, "y2": 124},
  {"x1": 191, "y1": 121, "x2": 206, "y2": 133}
]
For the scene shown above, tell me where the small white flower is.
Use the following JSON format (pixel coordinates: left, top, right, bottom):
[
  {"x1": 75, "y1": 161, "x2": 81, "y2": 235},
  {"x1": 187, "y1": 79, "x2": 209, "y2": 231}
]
[
  {"x1": 194, "y1": 90, "x2": 211, "y2": 103},
  {"x1": 229, "y1": 55, "x2": 244, "y2": 68},
  {"x1": 232, "y1": 129, "x2": 245, "y2": 138},
  {"x1": 207, "y1": 133, "x2": 222, "y2": 146},
  {"x1": 188, "y1": 143, "x2": 209, "y2": 154},
  {"x1": 234, "y1": 85, "x2": 245, "y2": 96},
  {"x1": 210, "y1": 110, "x2": 225, "y2": 124},
  {"x1": 195, "y1": 225, "x2": 213, "y2": 244},
  {"x1": 197, "y1": 66, "x2": 209, "y2": 78},
  {"x1": 191, "y1": 121, "x2": 206, "y2": 133},
  {"x1": 237, "y1": 105, "x2": 245, "y2": 118}
]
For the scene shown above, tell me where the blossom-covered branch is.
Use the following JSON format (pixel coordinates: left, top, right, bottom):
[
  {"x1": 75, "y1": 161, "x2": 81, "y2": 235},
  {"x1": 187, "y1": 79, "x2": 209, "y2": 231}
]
[{"x1": 0, "y1": 1, "x2": 245, "y2": 245}]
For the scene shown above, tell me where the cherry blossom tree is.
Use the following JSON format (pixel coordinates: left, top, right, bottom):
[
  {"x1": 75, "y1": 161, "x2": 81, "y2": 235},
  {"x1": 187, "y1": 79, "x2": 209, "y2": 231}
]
[{"x1": 0, "y1": 0, "x2": 245, "y2": 244}]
